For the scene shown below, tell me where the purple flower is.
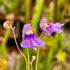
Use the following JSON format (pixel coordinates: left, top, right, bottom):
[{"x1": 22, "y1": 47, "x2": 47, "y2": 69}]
[
  {"x1": 20, "y1": 24, "x2": 44, "y2": 50},
  {"x1": 40, "y1": 19, "x2": 64, "y2": 36}
]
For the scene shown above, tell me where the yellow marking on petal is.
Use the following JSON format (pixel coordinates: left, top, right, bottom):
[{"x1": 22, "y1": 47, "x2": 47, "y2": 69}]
[
  {"x1": 43, "y1": 23, "x2": 47, "y2": 28},
  {"x1": 26, "y1": 30, "x2": 33, "y2": 34}
]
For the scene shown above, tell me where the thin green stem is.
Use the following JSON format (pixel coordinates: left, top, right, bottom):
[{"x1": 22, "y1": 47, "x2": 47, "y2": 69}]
[
  {"x1": 27, "y1": 48, "x2": 30, "y2": 70},
  {"x1": 35, "y1": 47, "x2": 39, "y2": 70},
  {"x1": 35, "y1": 32, "x2": 44, "y2": 70},
  {"x1": 39, "y1": 32, "x2": 44, "y2": 39}
]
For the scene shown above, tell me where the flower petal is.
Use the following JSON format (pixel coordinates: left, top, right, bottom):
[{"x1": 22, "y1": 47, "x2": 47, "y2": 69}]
[
  {"x1": 33, "y1": 38, "x2": 45, "y2": 47},
  {"x1": 44, "y1": 31, "x2": 52, "y2": 36},
  {"x1": 31, "y1": 46, "x2": 37, "y2": 51},
  {"x1": 39, "y1": 19, "x2": 46, "y2": 27},
  {"x1": 55, "y1": 29, "x2": 63, "y2": 33},
  {"x1": 39, "y1": 19, "x2": 64, "y2": 36},
  {"x1": 45, "y1": 23, "x2": 54, "y2": 35},
  {"x1": 53, "y1": 23, "x2": 64, "y2": 33},
  {"x1": 20, "y1": 38, "x2": 37, "y2": 50},
  {"x1": 20, "y1": 39, "x2": 30, "y2": 48},
  {"x1": 60, "y1": 24, "x2": 64, "y2": 27},
  {"x1": 22, "y1": 24, "x2": 32, "y2": 40},
  {"x1": 55, "y1": 23, "x2": 64, "y2": 26}
]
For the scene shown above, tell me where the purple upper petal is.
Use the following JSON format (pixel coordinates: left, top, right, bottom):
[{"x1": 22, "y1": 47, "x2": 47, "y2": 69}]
[
  {"x1": 40, "y1": 19, "x2": 46, "y2": 27},
  {"x1": 22, "y1": 24, "x2": 32, "y2": 40}
]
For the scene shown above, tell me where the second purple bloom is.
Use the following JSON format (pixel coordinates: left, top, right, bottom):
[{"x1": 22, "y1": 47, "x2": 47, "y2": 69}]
[{"x1": 39, "y1": 19, "x2": 64, "y2": 36}]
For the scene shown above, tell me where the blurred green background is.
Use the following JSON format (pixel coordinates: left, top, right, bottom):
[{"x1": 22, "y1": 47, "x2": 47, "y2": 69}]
[{"x1": 0, "y1": 0, "x2": 70, "y2": 70}]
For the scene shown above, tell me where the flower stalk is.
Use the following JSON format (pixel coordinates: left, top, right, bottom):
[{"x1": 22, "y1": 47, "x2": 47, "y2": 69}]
[
  {"x1": 35, "y1": 47, "x2": 39, "y2": 70},
  {"x1": 11, "y1": 27, "x2": 28, "y2": 70},
  {"x1": 30, "y1": 55, "x2": 36, "y2": 70},
  {"x1": 27, "y1": 48, "x2": 30, "y2": 70},
  {"x1": 35, "y1": 32, "x2": 44, "y2": 70},
  {"x1": 3, "y1": 20, "x2": 28, "y2": 70},
  {"x1": 30, "y1": 62, "x2": 33, "y2": 70}
]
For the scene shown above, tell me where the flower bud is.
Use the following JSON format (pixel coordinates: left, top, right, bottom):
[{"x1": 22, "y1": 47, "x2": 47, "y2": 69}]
[
  {"x1": 3, "y1": 21, "x2": 11, "y2": 29},
  {"x1": 32, "y1": 55, "x2": 36, "y2": 62}
]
